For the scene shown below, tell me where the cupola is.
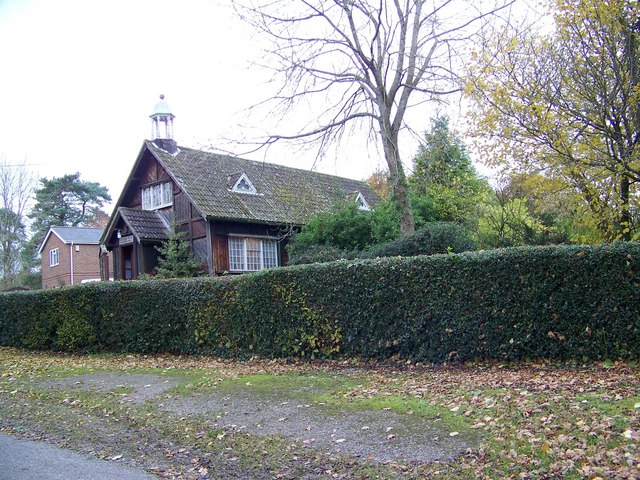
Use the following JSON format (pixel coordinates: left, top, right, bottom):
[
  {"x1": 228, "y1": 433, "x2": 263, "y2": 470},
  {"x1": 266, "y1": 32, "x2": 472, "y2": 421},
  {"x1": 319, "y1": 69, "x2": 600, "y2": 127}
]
[{"x1": 150, "y1": 94, "x2": 178, "y2": 154}]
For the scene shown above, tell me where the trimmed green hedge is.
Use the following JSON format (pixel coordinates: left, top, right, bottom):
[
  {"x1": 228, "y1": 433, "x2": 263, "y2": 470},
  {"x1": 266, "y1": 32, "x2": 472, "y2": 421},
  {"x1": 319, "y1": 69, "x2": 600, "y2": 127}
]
[{"x1": 1, "y1": 243, "x2": 638, "y2": 362}]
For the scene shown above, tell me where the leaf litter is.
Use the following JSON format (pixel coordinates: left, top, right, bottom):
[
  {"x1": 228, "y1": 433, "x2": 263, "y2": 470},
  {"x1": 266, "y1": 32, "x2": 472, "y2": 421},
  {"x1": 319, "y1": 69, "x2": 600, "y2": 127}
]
[{"x1": 0, "y1": 347, "x2": 639, "y2": 479}]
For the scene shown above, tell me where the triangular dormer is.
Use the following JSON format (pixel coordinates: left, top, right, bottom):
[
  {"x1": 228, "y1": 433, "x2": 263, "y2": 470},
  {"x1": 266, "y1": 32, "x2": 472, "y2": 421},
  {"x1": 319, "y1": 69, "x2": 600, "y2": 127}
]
[
  {"x1": 354, "y1": 191, "x2": 370, "y2": 211},
  {"x1": 228, "y1": 172, "x2": 257, "y2": 195}
]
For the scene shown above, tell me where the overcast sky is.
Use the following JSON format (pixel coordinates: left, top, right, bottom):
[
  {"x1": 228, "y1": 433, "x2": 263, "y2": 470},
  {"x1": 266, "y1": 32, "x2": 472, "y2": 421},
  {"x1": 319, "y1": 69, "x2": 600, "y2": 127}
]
[{"x1": 0, "y1": 0, "x2": 477, "y2": 210}]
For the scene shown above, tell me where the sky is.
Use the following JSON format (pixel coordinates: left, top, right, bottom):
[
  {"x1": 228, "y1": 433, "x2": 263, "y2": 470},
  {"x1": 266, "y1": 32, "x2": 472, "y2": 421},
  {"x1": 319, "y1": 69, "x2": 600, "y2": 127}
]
[{"x1": 0, "y1": 0, "x2": 483, "y2": 211}]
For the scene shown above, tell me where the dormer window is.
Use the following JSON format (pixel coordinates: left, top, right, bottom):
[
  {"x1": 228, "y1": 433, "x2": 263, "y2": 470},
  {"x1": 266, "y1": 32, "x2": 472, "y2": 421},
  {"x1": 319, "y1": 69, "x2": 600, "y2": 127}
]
[
  {"x1": 142, "y1": 181, "x2": 173, "y2": 210},
  {"x1": 355, "y1": 191, "x2": 370, "y2": 211},
  {"x1": 229, "y1": 172, "x2": 257, "y2": 195}
]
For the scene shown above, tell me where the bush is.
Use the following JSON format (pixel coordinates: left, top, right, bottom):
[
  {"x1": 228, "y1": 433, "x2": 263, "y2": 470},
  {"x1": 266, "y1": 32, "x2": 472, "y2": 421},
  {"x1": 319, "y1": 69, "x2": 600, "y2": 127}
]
[
  {"x1": 56, "y1": 316, "x2": 97, "y2": 351},
  {"x1": 291, "y1": 221, "x2": 476, "y2": 265},
  {"x1": 1, "y1": 242, "x2": 638, "y2": 362},
  {"x1": 287, "y1": 198, "x2": 402, "y2": 265},
  {"x1": 359, "y1": 222, "x2": 476, "y2": 258},
  {"x1": 287, "y1": 201, "x2": 376, "y2": 259},
  {"x1": 287, "y1": 244, "x2": 353, "y2": 265}
]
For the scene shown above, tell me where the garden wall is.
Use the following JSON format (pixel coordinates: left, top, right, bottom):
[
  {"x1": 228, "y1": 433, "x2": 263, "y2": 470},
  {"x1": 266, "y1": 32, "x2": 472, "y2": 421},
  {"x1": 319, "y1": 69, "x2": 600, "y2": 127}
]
[{"x1": 1, "y1": 243, "x2": 638, "y2": 362}]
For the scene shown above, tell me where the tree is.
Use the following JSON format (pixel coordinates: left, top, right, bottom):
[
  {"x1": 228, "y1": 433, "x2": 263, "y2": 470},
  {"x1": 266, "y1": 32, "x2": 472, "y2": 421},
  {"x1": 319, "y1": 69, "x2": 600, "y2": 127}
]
[
  {"x1": 26, "y1": 173, "x2": 111, "y2": 266},
  {"x1": 365, "y1": 169, "x2": 390, "y2": 199},
  {"x1": 503, "y1": 171, "x2": 601, "y2": 243},
  {"x1": 234, "y1": 0, "x2": 512, "y2": 235},
  {"x1": 0, "y1": 209, "x2": 26, "y2": 288},
  {"x1": 0, "y1": 158, "x2": 35, "y2": 288},
  {"x1": 154, "y1": 228, "x2": 205, "y2": 279},
  {"x1": 409, "y1": 115, "x2": 490, "y2": 227},
  {"x1": 466, "y1": 0, "x2": 640, "y2": 241}
]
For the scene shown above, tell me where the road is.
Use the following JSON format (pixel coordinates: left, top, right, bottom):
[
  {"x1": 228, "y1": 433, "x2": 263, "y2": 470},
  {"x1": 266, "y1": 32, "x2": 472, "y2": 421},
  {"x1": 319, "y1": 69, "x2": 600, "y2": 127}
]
[{"x1": 0, "y1": 433, "x2": 158, "y2": 480}]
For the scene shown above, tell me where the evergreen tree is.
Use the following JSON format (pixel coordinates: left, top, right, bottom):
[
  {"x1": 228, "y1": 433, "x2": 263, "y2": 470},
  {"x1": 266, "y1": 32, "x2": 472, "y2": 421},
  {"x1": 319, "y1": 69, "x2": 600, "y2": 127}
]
[
  {"x1": 25, "y1": 172, "x2": 111, "y2": 268},
  {"x1": 410, "y1": 116, "x2": 490, "y2": 228},
  {"x1": 154, "y1": 228, "x2": 204, "y2": 278}
]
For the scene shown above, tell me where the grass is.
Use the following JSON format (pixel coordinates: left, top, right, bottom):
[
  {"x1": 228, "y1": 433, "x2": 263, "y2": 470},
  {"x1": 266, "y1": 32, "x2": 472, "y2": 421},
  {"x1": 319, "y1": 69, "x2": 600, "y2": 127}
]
[{"x1": 0, "y1": 347, "x2": 639, "y2": 479}]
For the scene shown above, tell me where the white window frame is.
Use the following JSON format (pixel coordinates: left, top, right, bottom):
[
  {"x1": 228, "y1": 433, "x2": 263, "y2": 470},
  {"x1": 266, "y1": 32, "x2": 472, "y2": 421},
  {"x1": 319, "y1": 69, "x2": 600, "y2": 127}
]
[
  {"x1": 141, "y1": 182, "x2": 173, "y2": 210},
  {"x1": 229, "y1": 173, "x2": 257, "y2": 195},
  {"x1": 49, "y1": 248, "x2": 59, "y2": 267},
  {"x1": 228, "y1": 236, "x2": 279, "y2": 272},
  {"x1": 355, "y1": 191, "x2": 371, "y2": 211}
]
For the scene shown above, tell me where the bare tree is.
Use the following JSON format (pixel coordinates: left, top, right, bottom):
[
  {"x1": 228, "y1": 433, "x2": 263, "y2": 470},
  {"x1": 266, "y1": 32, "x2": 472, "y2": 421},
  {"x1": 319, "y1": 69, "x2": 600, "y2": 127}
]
[
  {"x1": 234, "y1": 0, "x2": 512, "y2": 234},
  {"x1": 0, "y1": 157, "x2": 35, "y2": 288}
]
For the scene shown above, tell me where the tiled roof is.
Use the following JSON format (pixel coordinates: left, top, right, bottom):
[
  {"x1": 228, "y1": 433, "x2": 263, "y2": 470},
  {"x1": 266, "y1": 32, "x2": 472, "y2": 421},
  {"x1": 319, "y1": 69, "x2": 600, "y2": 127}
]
[
  {"x1": 119, "y1": 207, "x2": 169, "y2": 241},
  {"x1": 51, "y1": 227, "x2": 103, "y2": 244},
  {"x1": 148, "y1": 141, "x2": 379, "y2": 225}
]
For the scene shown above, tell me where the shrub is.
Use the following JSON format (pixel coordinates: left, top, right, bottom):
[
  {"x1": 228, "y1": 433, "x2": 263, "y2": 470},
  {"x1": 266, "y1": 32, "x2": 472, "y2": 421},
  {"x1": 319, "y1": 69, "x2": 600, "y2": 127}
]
[
  {"x1": 287, "y1": 198, "x2": 403, "y2": 265},
  {"x1": 359, "y1": 222, "x2": 476, "y2": 258},
  {"x1": 287, "y1": 201, "x2": 376, "y2": 258},
  {"x1": 56, "y1": 316, "x2": 97, "y2": 351},
  {"x1": 1, "y1": 242, "x2": 638, "y2": 362},
  {"x1": 287, "y1": 244, "x2": 353, "y2": 265}
]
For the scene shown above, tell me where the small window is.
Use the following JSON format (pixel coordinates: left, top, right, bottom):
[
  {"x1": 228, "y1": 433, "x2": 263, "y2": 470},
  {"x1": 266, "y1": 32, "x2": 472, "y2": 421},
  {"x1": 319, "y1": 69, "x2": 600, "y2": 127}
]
[
  {"x1": 142, "y1": 182, "x2": 173, "y2": 210},
  {"x1": 228, "y1": 236, "x2": 279, "y2": 272},
  {"x1": 49, "y1": 248, "x2": 59, "y2": 267},
  {"x1": 230, "y1": 173, "x2": 257, "y2": 195},
  {"x1": 355, "y1": 192, "x2": 370, "y2": 211}
]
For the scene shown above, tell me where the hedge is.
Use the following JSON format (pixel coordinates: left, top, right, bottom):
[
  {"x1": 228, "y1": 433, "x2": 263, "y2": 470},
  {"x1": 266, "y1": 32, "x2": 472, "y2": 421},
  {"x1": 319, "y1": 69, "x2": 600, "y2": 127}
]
[{"x1": 0, "y1": 242, "x2": 638, "y2": 362}]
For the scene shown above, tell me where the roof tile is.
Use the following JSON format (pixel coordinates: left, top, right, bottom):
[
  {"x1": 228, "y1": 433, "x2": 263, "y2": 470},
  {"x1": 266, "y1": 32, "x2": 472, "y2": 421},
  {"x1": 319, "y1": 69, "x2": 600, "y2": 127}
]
[
  {"x1": 148, "y1": 141, "x2": 379, "y2": 225},
  {"x1": 119, "y1": 207, "x2": 169, "y2": 241}
]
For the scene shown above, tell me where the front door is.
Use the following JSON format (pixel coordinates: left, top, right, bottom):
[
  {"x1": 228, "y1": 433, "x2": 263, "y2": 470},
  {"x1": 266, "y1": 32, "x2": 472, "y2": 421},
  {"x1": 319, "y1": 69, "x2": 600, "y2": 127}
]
[{"x1": 122, "y1": 246, "x2": 134, "y2": 280}]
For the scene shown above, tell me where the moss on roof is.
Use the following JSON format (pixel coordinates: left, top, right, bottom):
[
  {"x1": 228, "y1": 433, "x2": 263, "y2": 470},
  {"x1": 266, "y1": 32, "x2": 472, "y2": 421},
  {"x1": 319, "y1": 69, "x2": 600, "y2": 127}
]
[
  {"x1": 119, "y1": 207, "x2": 169, "y2": 241},
  {"x1": 148, "y1": 141, "x2": 378, "y2": 225}
]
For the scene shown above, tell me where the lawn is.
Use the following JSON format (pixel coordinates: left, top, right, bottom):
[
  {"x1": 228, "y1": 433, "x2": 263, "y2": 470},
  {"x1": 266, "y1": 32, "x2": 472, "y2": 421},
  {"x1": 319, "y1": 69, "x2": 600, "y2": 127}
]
[{"x1": 0, "y1": 347, "x2": 638, "y2": 479}]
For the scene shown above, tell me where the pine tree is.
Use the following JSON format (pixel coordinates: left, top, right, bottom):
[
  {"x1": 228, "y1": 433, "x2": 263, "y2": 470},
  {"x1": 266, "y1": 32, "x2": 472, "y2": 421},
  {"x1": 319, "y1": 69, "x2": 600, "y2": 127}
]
[{"x1": 154, "y1": 228, "x2": 204, "y2": 278}]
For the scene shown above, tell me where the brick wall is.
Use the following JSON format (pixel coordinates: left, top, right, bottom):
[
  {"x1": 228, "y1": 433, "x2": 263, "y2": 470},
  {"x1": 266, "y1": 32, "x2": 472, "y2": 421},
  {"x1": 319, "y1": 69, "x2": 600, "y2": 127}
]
[{"x1": 41, "y1": 236, "x2": 103, "y2": 289}]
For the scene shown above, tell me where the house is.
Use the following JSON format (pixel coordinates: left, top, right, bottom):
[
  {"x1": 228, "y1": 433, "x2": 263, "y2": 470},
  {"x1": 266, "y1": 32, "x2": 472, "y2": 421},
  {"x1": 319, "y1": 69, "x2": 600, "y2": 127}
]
[
  {"x1": 39, "y1": 226, "x2": 106, "y2": 288},
  {"x1": 100, "y1": 95, "x2": 379, "y2": 280}
]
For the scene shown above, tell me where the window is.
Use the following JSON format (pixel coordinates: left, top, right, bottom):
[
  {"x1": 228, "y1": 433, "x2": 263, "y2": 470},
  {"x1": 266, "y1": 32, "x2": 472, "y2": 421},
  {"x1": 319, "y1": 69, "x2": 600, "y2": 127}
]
[
  {"x1": 141, "y1": 182, "x2": 173, "y2": 210},
  {"x1": 230, "y1": 173, "x2": 257, "y2": 195},
  {"x1": 355, "y1": 192, "x2": 370, "y2": 211},
  {"x1": 228, "y1": 237, "x2": 279, "y2": 272},
  {"x1": 49, "y1": 248, "x2": 59, "y2": 267}
]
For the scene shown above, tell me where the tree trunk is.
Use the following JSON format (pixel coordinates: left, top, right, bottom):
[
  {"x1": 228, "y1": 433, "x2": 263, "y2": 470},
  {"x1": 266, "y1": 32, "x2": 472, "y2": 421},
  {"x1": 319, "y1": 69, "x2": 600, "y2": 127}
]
[
  {"x1": 619, "y1": 175, "x2": 631, "y2": 241},
  {"x1": 380, "y1": 122, "x2": 415, "y2": 235}
]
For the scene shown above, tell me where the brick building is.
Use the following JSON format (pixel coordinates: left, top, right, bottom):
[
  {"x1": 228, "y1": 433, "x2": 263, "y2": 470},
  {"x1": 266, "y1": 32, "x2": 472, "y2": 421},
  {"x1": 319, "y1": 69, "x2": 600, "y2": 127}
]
[{"x1": 39, "y1": 227, "x2": 106, "y2": 289}]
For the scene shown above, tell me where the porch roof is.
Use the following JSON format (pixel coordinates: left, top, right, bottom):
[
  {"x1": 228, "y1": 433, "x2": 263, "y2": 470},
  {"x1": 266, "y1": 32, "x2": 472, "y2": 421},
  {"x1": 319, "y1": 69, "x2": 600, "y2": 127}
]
[{"x1": 118, "y1": 207, "x2": 169, "y2": 242}]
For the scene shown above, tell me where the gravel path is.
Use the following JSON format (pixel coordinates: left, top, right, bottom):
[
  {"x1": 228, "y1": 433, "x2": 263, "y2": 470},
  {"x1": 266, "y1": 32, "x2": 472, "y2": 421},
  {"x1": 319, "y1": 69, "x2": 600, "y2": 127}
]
[
  {"x1": 41, "y1": 372, "x2": 476, "y2": 464},
  {"x1": 40, "y1": 373, "x2": 181, "y2": 404}
]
